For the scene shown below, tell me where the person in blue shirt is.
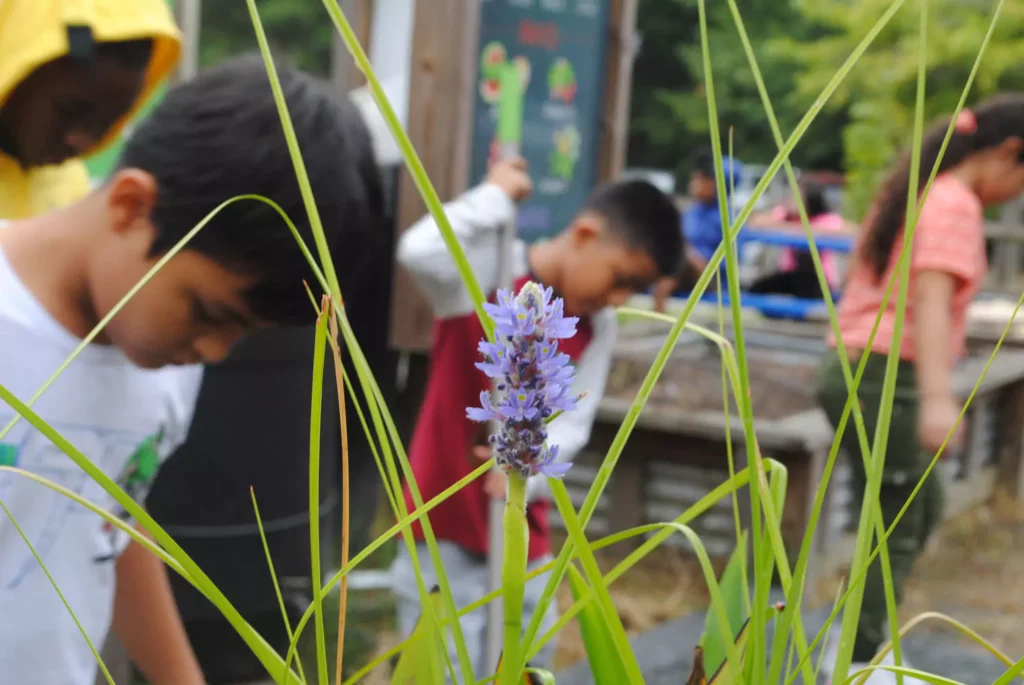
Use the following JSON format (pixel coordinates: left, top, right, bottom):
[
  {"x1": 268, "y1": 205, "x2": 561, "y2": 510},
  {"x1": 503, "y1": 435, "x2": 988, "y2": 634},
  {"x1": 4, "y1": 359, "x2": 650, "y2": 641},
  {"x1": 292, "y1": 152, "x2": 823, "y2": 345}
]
[{"x1": 653, "y1": 148, "x2": 744, "y2": 311}]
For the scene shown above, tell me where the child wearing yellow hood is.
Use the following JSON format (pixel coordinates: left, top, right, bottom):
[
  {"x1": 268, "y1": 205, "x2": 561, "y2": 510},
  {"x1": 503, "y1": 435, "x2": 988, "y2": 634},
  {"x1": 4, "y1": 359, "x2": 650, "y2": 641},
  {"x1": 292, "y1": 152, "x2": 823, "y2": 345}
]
[{"x1": 0, "y1": 0, "x2": 181, "y2": 219}]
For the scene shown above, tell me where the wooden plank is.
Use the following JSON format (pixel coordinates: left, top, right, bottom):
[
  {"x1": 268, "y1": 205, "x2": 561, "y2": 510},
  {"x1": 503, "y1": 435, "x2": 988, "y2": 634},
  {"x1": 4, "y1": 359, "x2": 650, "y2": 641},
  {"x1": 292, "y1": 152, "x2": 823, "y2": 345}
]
[
  {"x1": 330, "y1": 0, "x2": 374, "y2": 92},
  {"x1": 596, "y1": 396, "x2": 833, "y2": 451},
  {"x1": 996, "y1": 380, "x2": 1024, "y2": 499},
  {"x1": 597, "y1": 0, "x2": 639, "y2": 181},
  {"x1": 389, "y1": 0, "x2": 637, "y2": 351},
  {"x1": 952, "y1": 349, "x2": 1024, "y2": 395},
  {"x1": 388, "y1": 0, "x2": 480, "y2": 351}
]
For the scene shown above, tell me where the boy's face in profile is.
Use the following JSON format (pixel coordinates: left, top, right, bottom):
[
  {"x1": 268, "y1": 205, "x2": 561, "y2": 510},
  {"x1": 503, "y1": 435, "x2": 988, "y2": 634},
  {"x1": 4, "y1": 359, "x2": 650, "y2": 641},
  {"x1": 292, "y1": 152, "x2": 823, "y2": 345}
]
[
  {"x1": 0, "y1": 55, "x2": 146, "y2": 168},
  {"x1": 88, "y1": 171, "x2": 266, "y2": 369},
  {"x1": 688, "y1": 170, "x2": 717, "y2": 204},
  {"x1": 558, "y1": 214, "x2": 659, "y2": 316}
]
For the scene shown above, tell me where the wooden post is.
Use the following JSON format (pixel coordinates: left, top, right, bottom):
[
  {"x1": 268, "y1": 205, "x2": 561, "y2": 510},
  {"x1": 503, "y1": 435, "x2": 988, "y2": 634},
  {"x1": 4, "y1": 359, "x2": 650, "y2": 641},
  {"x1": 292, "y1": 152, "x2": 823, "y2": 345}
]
[
  {"x1": 388, "y1": 0, "x2": 481, "y2": 352},
  {"x1": 331, "y1": 0, "x2": 374, "y2": 93},
  {"x1": 996, "y1": 380, "x2": 1024, "y2": 500},
  {"x1": 597, "y1": 0, "x2": 639, "y2": 181},
  {"x1": 389, "y1": 0, "x2": 639, "y2": 352},
  {"x1": 172, "y1": 0, "x2": 201, "y2": 83}
]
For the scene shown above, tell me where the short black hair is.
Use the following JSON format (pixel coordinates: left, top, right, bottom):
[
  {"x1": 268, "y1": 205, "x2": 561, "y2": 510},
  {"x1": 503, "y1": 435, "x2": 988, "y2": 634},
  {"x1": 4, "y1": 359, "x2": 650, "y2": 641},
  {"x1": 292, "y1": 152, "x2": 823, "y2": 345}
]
[
  {"x1": 802, "y1": 180, "x2": 829, "y2": 218},
  {"x1": 578, "y1": 179, "x2": 683, "y2": 278},
  {"x1": 95, "y1": 38, "x2": 153, "y2": 69},
  {"x1": 117, "y1": 53, "x2": 385, "y2": 325},
  {"x1": 691, "y1": 147, "x2": 716, "y2": 179}
]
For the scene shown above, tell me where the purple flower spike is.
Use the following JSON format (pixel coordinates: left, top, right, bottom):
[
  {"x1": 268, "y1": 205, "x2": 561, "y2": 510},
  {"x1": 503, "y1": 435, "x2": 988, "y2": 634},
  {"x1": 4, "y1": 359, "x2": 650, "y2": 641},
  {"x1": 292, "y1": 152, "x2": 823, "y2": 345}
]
[
  {"x1": 533, "y1": 446, "x2": 571, "y2": 477},
  {"x1": 467, "y1": 281, "x2": 579, "y2": 478},
  {"x1": 466, "y1": 390, "x2": 503, "y2": 423}
]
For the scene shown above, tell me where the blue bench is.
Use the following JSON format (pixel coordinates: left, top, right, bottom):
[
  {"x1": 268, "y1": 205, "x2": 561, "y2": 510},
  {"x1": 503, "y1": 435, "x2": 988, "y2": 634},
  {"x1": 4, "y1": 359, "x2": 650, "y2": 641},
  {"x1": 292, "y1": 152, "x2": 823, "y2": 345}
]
[{"x1": 679, "y1": 226, "x2": 857, "y2": 321}]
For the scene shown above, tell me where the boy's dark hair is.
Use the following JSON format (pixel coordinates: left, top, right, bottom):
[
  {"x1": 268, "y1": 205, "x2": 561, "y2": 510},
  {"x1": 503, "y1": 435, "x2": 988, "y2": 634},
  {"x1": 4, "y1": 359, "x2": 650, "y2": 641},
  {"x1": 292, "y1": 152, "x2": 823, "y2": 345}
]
[
  {"x1": 802, "y1": 180, "x2": 829, "y2": 218},
  {"x1": 118, "y1": 53, "x2": 385, "y2": 325},
  {"x1": 691, "y1": 147, "x2": 716, "y2": 179},
  {"x1": 579, "y1": 179, "x2": 683, "y2": 278},
  {"x1": 863, "y1": 93, "x2": 1024, "y2": 278},
  {"x1": 95, "y1": 38, "x2": 153, "y2": 69}
]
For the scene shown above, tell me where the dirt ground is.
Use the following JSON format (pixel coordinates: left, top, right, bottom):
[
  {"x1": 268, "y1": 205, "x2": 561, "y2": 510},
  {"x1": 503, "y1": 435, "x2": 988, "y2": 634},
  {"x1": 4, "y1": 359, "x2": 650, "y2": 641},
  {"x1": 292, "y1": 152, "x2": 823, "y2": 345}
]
[
  {"x1": 898, "y1": 493, "x2": 1024, "y2": 656},
  {"x1": 355, "y1": 495, "x2": 1024, "y2": 682}
]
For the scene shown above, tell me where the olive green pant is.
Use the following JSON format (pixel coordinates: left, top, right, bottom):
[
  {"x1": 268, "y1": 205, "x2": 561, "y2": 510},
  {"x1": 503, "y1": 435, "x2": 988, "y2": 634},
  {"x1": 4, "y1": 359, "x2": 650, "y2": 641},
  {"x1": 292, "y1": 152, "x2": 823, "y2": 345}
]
[{"x1": 815, "y1": 349, "x2": 945, "y2": 661}]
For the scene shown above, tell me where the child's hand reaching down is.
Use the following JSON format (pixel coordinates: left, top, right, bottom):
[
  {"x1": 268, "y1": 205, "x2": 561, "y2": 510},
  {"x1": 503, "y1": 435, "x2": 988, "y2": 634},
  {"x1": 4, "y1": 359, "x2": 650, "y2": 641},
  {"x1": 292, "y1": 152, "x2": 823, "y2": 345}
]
[
  {"x1": 484, "y1": 470, "x2": 508, "y2": 500},
  {"x1": 487, "y1": 156, "x2": 533, "y2": 203},
  {"x1": 472, "y1": 443, "x2": 508, "y2": 499},
  {"x1": 918, "y1": 394, "x2": 964, "y2": 456}
]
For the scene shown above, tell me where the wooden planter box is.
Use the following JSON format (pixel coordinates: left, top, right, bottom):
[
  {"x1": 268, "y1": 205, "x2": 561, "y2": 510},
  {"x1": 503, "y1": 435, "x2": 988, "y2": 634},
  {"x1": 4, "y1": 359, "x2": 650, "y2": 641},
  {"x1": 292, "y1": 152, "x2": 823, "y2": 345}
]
[{"x1": 557, "y1": 329, "x2": 1024, "y2": 592}]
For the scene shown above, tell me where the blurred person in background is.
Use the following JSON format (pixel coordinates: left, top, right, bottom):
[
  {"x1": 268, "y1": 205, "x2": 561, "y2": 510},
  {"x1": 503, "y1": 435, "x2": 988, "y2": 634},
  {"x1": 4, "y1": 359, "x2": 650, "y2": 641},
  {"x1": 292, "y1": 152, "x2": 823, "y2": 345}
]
[
  {"x1": 817, "y1": 95, "x2": 1024, "y2": 685},
  {"x1": 747, "y1": 180, "x2": 847, "y2": 300},
  {"x1": 653, "y1": 147, "x2": 743, "y2": 312},
  {"x1": 0, "y1": 0, "x2": 180, "y2": 219}
]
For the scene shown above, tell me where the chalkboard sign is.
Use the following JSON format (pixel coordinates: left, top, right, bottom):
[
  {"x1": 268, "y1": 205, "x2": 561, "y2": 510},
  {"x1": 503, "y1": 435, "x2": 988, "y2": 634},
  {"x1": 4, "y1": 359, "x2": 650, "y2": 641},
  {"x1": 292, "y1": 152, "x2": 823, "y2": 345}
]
[{"x1": 469, "y1": 0, "x2": 610, "y2": 243}]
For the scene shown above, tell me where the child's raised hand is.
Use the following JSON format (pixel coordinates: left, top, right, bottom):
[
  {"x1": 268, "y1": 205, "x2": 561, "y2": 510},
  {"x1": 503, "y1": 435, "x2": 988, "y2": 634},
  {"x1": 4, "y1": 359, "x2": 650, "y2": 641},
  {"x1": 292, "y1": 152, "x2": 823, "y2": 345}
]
[
  {"x1": 483, "y1": 470, "x2": 508, "y2": 500},
  {"x1": 487, "y1": 156, "x2": 533, "y2": 203},
  {"x1": 918, "y1": 394, "x2": 964, "y2": 456}
]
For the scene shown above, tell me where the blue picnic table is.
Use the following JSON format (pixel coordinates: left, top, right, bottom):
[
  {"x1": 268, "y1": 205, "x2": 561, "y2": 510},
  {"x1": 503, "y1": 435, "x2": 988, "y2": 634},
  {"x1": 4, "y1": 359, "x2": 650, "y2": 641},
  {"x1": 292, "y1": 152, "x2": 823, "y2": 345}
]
[{"x1": 685, "y1": 226, "x2": 857, "y2": 320}]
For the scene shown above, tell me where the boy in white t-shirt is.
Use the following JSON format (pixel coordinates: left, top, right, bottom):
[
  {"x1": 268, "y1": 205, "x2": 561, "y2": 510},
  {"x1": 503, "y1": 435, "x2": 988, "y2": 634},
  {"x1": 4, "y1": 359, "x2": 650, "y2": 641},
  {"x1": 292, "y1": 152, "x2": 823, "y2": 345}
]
[{"x1": 0, "y1": 54, "x2": 384, "y2": 685}]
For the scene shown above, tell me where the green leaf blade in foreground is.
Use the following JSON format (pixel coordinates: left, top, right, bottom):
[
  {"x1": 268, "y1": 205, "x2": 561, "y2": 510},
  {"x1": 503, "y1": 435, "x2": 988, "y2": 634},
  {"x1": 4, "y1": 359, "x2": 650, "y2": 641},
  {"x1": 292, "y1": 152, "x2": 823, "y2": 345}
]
[
  {"x1": 700, "y1": 530, "x2": 748, "y2": 678},
  {"x1": 309, "y1": 303, "x2": 331, "y2": 685},
  {"x1": 565, "y1": 562, "x2": 630, "y2": 685},
  {"x1": 391, "y1": 587, "x2": 448, "y2": 685},
  {"x1": 0, "y1": 387, "x2": 301, "y2": 684}
]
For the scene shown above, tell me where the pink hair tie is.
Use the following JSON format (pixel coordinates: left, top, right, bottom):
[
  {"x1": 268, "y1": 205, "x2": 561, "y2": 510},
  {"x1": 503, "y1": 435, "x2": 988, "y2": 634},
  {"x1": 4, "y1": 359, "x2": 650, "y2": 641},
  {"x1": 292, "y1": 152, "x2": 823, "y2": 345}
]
[{"x1": 955, "y1": 109, "x2": 977, "y2": 134}]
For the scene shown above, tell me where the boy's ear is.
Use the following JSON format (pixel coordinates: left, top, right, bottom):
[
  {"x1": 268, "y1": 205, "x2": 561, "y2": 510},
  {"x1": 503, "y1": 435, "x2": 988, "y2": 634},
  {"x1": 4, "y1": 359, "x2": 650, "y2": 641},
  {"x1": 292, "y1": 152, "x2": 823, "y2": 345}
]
[
  {"x1": 105, "y1": 169, "x2": 158, "y2": 234},
  {"x1": 568, "y1": 214, "x2": 603, "y2": 248},
  {"x1": 997, "y1": 136, "x2": 1024, "y2": 161}
]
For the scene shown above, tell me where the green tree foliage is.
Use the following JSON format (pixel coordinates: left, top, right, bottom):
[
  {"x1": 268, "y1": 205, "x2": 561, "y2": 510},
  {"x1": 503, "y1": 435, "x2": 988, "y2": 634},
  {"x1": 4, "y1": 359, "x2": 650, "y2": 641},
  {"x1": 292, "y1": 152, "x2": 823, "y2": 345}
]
[
  {"x1": 199, "y1": 0, "x2": 333, "y2": 76},
  {"x1": 627, "y1": 0, "x2": 848, "y2": 185},
  {"x1": 773, "y1": 0, "x2": 1024, "y2": 218}
]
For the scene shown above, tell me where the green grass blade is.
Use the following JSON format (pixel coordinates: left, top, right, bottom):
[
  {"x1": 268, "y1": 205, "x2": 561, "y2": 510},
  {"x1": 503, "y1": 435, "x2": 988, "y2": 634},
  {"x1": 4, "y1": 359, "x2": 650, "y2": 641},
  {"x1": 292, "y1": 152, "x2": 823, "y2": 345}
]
[
  {"x1": 843, "y1": 668, "x2": 965, "y2": 685},
  {"x1": 695, "y1": 5, "x2": 762, "y2": 679},
  {"x1": 309, "y1": 303, "x2": 331, "y2": 684},
  {"x1": 831, "y1": 0, "x2": 928, "y2": 680},
  {"x1": 519, "y1": 0, "x2": 904, "y2": 655},
  {"x1": 549, "y1": 480, "x2": 644, "y2": 682},
  {"x1": 784, "y1": 288, "x2": 1024, "y2": 685},
  {"x1": 0, "y1": 193, "x2": 300, "y2": 443},
  {"x1": 243, "y1": 1, "x2": 475, "y2": 676},
  {"x1": 0, "y1": 387, "x2": 302, "y2": 684},
  {"x1": 319, "y1": 0, "x2": 493, "y2": 341},
  {"x1": 700, "y1": 530, "x2": 748, "y2": 678},
  {"x1": 391, "y1": 587, "x2": 448, "y2": 685},
  {"x1": 565, "y1": 563, "x2": 631, "y2": 685},
  {"x1": 252, "y1": 488, "x2": 309, "y2": 685},
  {"x1": 0, "y1": 498, "x2": 116, "y2": 685}
]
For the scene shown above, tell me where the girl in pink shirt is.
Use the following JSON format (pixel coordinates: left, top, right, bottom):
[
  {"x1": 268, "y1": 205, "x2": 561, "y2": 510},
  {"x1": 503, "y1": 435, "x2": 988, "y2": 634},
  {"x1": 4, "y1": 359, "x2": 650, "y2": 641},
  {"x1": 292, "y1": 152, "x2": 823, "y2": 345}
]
[{"x1": 816, "y1": 94, "x2": 1024, "y2": 684}]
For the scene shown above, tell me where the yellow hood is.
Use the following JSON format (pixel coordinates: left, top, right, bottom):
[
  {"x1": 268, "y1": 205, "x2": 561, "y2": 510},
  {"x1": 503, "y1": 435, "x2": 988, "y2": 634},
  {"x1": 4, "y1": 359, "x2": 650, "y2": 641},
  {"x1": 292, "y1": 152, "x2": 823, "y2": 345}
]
[{"x1": 0, "y1": 0, "x2": 181, "y2": 157}]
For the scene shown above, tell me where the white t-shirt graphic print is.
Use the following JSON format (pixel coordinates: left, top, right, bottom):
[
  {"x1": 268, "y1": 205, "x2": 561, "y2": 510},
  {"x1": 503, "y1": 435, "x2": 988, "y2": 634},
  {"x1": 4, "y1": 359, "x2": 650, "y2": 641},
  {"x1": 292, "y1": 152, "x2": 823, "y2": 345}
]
[{"x1": 0, "y1": 247, "x2": 203, "y2": 685}]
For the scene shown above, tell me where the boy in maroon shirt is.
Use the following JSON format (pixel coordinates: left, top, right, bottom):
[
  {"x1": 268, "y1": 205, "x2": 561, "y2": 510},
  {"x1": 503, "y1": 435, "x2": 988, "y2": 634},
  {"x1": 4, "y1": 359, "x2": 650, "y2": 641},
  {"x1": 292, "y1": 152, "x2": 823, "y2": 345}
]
[{"x1": 391, "y1": 157, "x2": 683, "y2": 679}]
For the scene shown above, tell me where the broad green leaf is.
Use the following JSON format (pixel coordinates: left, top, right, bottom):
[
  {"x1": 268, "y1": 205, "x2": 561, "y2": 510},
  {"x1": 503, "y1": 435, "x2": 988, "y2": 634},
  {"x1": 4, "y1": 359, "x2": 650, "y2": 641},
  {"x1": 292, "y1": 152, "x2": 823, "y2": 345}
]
[
  {"x1": 700, "y1": 530, "x2": 749, "y2": 677},
  {"x1": 564, "y1": 563, "x2": 630, "y2": 685},
  {"x1": 490, "y1": 655, "x2": 546, "y2": 684},
  {"x1": 391, "y1": 587, "x2": 448, "y2": 685},
  {"x1": 687, "y1": 617, "x2": 752, "y2": 685}
]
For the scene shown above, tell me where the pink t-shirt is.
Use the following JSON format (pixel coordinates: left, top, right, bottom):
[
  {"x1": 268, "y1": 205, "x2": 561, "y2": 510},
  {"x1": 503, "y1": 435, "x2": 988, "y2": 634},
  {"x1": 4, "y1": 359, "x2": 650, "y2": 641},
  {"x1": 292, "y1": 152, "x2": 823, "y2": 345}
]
[{"x1": 830, "y1": 174, "x2": 986, "y2": 362}]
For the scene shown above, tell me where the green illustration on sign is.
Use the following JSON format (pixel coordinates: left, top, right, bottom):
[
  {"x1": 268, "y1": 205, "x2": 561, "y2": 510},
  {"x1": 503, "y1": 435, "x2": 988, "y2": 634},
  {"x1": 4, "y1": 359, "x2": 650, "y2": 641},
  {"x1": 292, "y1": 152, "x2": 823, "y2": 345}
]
[
  {"x1": 547, "y1": 57, "x2": 577, "y2": 104},
  {"x1": 549, "y1": 125, "x2": 580, "y2": 181},
  {"x1": 479, "y1": 42, "x2": 531, "y2": 105}
]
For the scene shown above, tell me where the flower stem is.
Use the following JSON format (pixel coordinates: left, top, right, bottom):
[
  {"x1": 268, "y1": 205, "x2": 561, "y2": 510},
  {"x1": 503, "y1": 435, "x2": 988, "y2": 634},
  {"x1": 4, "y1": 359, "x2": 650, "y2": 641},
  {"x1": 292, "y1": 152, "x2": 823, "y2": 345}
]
[{"x1": 500, "y1": 472, "x2": 529, "y2": 685}]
